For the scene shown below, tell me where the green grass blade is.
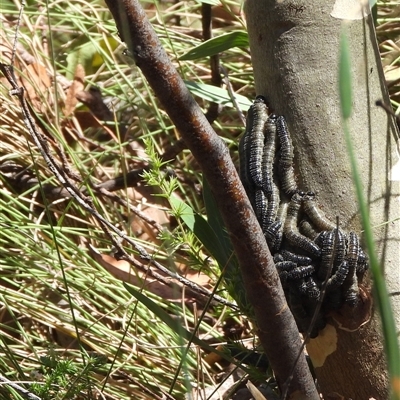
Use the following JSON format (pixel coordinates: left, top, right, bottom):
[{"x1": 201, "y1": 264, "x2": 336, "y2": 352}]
[
  {"x1": 185, "y1": 81, "x2": 252, "y2": 110},
  {"x1": 194, "y1": 0, "x2": 220, "y2": 5},
  {"x1": 180, "y1": 31, "x2": 249, "y2": 60},
  {"x1": 169, "y1": 196, "x2": 227, "y2": 266},
  {"x1": 124, "y1": 283, "x2": 227, "y2": 358}
]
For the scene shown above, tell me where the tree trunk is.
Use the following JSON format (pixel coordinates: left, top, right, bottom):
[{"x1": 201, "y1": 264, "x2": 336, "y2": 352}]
[{"x1": 244, "y1": 1, "x2": 400, "y2": 399}]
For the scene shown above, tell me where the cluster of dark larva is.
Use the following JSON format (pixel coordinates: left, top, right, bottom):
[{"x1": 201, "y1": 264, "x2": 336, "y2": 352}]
[{"x1": 239, "y1": 96, "x2": 368, "y2": 338}]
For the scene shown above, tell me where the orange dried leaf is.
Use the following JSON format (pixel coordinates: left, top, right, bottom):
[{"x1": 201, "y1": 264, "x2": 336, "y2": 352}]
[
  {"x1": 89, "y1": 245, "x2": 188, "y2": 301},
  {"x1": 20, "y1": 62, "x2": 51, "y2": 113},
  {"x1": 64, "y1": 64, "x2": 85, "y2": 116}
]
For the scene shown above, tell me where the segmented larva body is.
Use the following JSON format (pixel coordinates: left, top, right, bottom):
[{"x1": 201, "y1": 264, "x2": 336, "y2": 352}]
[
  {"x1": 275, "y1": 261, "x2": 298, "y2": 282},
  {"x1": 275, "y1": 260, "x2": 297, "y2": 270},
  {"x1": 280, "y1": 165, "x2": 298, "y2": 196},
  {"x1": 280, "y1": 249, "x2": 313, "y2": 266},
  {"x1": 326, "y1": 261, "x2": 349, "y2": 290},
  {"x1": 264, "y1": 220, "x2": 283, "y2": 251},
  {"x1": 239, "y1": 136, "x2": 258, "y2": 219},
  {"x1": 276, "y1": 116, "x2": 298, "y2": 195},
  {"x1": 262, "y1": 115, "x2": 277, "y2": 195},
  {"x1": 298, "y1": 277, "x2": 321, "y2": 299},
  {"x1": 264, "y1": 181, "x2": 279, "y2": 228},
  {"x1": 247, "y1": 98, "x2": 269, "y2": 188},
  {"x1": 276, "y1": 116, "x2": 293, "y2": 166},
  {"x1": 276, "y1": 200, "x2": 288, "y2": 223},
  {"x1": 346, "y1": 231, "x2": 359, "y2": 269},
  {"x1": 284, "y1": 193, "x2": 322, "y2": 258},
  {"x1": 299, "y1": 219, "x2": 319, "y2": 240},
  {"x1": 302, "y1": 193, "x2": 337, "y2": 231},
  {"x1": 357, "y1": 248, "x2": 369, "y2": 274},
  {"x1": 287, "y1": 265, "x2": 315, "y2": 280},
  {"x1": 343, "y1": 275, "x2": 360, "y2": 306},
  {"x1": 314, "y1": 230, "x2": 326, "y2": 247},
  {"x1": 238, "y1": 125, "x2": 252, "y2": 193},
  {"x1": 334, "y1": 229, "x2": 347, "y2": 268},
  {"x1": 285, "y1": 192, "x2": 302, "y2": 220},
  {"x1": 254, "y1": 188, "x2": 268, "y2": 226},
  {"x1": 341, "y1": 231, "x2": 361, "y2": 305},
  {"x1": 279, "y1": 266, "x2": 314, "y2": 285},
  {"x1": 318, "y1": 230, "x2": 335, "y2": 281}
]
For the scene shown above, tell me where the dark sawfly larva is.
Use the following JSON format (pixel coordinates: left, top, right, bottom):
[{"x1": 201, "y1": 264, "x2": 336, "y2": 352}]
[
  {"x1": 284, "y1": 193, "x2": 322, "y2": 258},
  {"x1": 264, "y1": 220, "x2": 283, "y2": 251},
  {"x1": 239, "y1": 97, "x2": 268, "y2": 195},
  {"x1": 318, "y1": 230, "x2": 335, "y2": 281},
  {"x1": 334, "y1": 229, "x2": 347, "y2": 268},
  {"x1": 276, "y1": 116, "x2": 298, "y2": 195},
  {"x1": 276, "y1": 116, "x2": 293, "y2": 166},
  {"x1": 275, "y1": 260, "x2": 297, "y2": 272},
  {"x1": 247, "y1": 98, "x2": 269, "y2": 189},
  {"x1": 314, "y1": 230, "x2": 327, "y2": 248},
  {"x1": 264, "y1": 181, "x2": 280, "y2": 228},
  {"x1": 276, "y1": 200, "x2": 289, "y2": 224},
  {"x1": 280, "y1": 249, "x2": 313, "y2": 266},
  {"x1": 326, "y1": 261, "x2": 349, "y2": 291},
  {"x1": 282, "y1": 265, "x2": 315, "y2": 281},
  {"x1": 299, "y1": 219, "x2": 319, "y2": 241},
  {"x1": 298, "y1": 277, "x2": 321, "y2": 299},
  {"x1": 341, "y1": 231, "x2": 361, "y2": 305},
  {"x1": 273, "y1": 253, "x2": 284, "y2": 263},
  {"x1": 279, "y1": 164, "x2": 298, "y2": 197},
  {"x1": 357, "y1": 248, "x2": 369, "y2": 274},
  {"x1": 254, "y1": 188, "x2": 268, "y2": 226},
  {"x1": 342, "y1": 274, "x2": 360, "y2": 306},
  {"x1": 303, "y1": 193, "x2": 337, "y2": 231},
  {"x1": 346, "y1": 231, "x2": 359, "y2": 271},
  {"x1": 262, "y1": 115, "x2": 278, "y2": 195}
]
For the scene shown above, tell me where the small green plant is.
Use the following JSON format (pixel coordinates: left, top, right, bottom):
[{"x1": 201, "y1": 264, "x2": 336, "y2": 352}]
[{"x1": 30, "y1": 351, "x2": 107, "y2": 399}]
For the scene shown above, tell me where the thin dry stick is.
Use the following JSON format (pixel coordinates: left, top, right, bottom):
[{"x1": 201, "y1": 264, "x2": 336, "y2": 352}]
[
  {"x1": 97, "y1": 187, "x2": 164, "y2": 233},
  {"x1": 220, "y1": 65, "x2": 246, "y2": 126},
  {"x1": 0, "y1": 375, "x2": 42, "y2": 400}
]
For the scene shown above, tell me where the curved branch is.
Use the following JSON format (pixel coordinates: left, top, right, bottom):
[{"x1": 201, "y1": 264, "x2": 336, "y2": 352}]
[{"x1": 104, "y1": 0, "x2": 319, "y2": 397}]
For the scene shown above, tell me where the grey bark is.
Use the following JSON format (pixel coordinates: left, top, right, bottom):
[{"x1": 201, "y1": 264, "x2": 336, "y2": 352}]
[{"x1": 244, "y1": 1, "x2": 400, "y2": 399}]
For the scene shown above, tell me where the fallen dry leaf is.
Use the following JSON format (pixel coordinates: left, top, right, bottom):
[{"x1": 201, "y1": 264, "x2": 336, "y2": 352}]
[
  {"x1": 64, "y1": 63, "x2": 85, "y2": 117},
  {"x1": 20, "y1": 62, "x2": 51, "y2": 113},
  {"x1": 89, "y1": 244, "x2": 210, "y2": 301}
]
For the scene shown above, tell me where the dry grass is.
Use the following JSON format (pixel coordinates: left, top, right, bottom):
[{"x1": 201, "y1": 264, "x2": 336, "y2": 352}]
[{"x1": 0, "y1": 1, "x2": 398, "y2": 399}]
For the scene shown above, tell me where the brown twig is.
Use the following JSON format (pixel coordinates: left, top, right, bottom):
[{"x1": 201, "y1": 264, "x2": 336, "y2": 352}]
[
  {"x1": 202, "y1": 3, "x2": 222, "y2": 123},
  {"x1": 103, "y1": 1, "x2": 319, "y2": 397},
  {"x1": 376, "y1": 99, "x2": 400, "y2": 134}
]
